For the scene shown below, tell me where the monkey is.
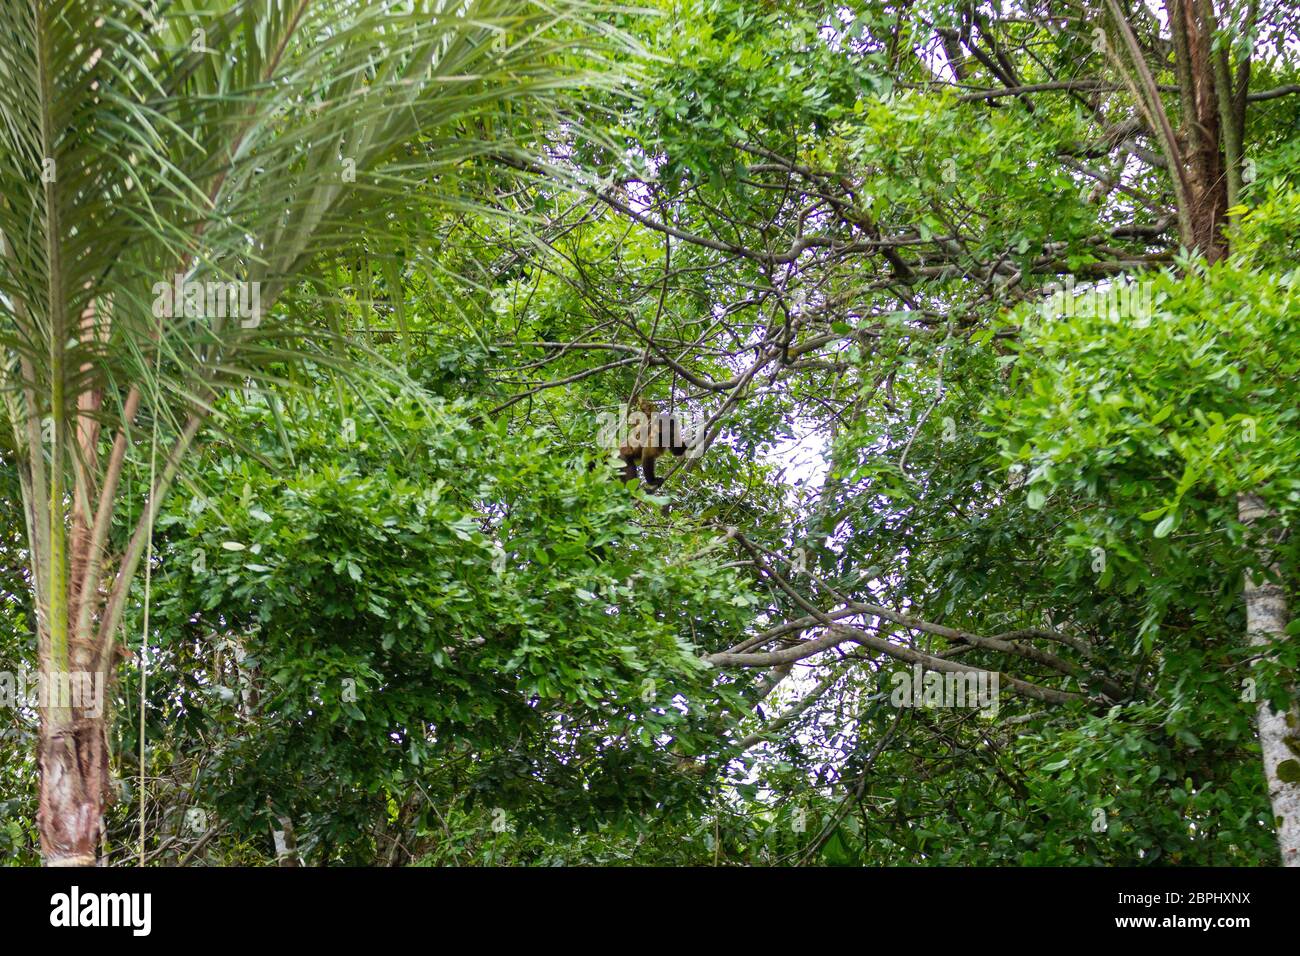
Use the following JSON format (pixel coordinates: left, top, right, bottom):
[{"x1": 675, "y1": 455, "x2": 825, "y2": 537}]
[{"x1": 615, "y1": 398, "x2": 690, "y2": 490}]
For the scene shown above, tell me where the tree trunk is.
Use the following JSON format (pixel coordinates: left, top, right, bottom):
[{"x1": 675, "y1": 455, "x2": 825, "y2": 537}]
[
  {"x1": 1238, "y1": 493, "x2": 1300, "y2": 866},
  {"x1": 38, "y1": 713, "x2": 109, "y2": 867},
  {"x1": 273, "y1": 813, "x2": 300, "y2": 867},
  {"x1": 1179, "y1": 0, "x2": 1229, "y2": 261}
]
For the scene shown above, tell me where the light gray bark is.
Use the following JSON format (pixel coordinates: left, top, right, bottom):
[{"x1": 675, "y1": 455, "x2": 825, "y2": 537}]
[
  {"x1": 273, "y1": 813, "x2": 300, "y2": 867},
  {"x1": 1239, "y1": 493, "x2": 1300, "y2": 866}
]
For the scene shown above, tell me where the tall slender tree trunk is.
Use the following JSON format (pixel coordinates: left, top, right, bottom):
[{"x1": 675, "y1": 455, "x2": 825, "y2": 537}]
[
  {"x1": 36, "y1": 300, "x2": 113, "y2": 866},
  {"x1": 32, "y1": 400, "x2": 205, "y2": 865},
  {"x1": 1238, "y1": 494, "x2": 1300, "y2": 865}
]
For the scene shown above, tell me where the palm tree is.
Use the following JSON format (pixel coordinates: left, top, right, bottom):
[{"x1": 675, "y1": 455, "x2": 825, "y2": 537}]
[{"x1": 0, "y1": 0, "x2": 617, "y2": 866}]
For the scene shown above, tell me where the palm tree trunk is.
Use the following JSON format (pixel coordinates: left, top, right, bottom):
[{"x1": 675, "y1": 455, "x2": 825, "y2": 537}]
[{"x1": 37, "y1": 712, "x2": 108, "y2": 866}]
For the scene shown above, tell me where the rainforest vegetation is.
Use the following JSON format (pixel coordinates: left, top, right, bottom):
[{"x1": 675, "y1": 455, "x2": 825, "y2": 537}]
[{"x1": 1, "y1": 0, "x2": 1299, "y2": 867}]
